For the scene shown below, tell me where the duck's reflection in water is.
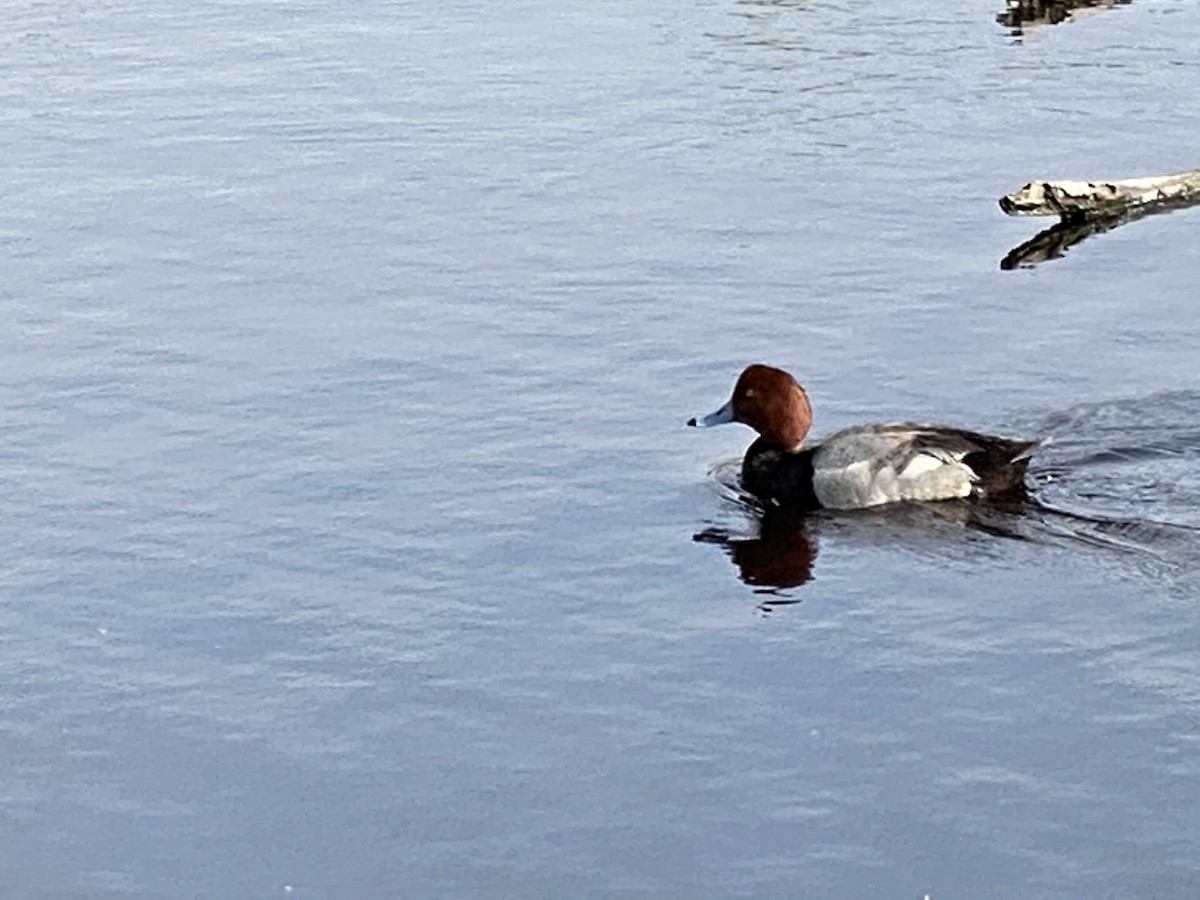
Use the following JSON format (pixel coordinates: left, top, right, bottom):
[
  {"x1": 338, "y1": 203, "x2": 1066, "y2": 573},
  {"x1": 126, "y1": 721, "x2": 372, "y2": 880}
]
[
  {"x1": 696, "y1": 494, "x2": 1037, "y2": 608},
  {"x1": 695, "y1": 506, "x2": 819, "y2": 597}
]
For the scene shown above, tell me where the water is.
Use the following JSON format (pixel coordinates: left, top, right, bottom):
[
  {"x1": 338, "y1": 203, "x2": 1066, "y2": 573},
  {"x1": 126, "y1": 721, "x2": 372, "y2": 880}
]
[{"x1": 2, "y1": 0, "x2": 1199, "y2": 897}]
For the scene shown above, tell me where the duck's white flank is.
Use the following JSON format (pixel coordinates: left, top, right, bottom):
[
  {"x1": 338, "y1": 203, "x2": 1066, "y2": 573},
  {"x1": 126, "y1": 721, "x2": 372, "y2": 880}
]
[{"x1": 809, "y1": 425, "x2": 977, "y2": 509}]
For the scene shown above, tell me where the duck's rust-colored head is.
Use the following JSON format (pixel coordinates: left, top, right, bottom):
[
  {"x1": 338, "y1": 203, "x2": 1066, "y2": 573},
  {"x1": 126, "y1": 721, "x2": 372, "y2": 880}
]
[{"x1": 688, "y1": 364, "x2": 814, "y2": 450}]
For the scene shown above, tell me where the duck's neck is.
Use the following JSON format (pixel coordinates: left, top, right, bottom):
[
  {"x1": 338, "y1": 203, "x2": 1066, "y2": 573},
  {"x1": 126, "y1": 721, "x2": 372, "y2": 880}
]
[
  {"x1": 742, "y1": 438, "x2": 820, "y2": 509},
  {"x1": 749, "y1": 435, "x2": 799, "y2": 454}
]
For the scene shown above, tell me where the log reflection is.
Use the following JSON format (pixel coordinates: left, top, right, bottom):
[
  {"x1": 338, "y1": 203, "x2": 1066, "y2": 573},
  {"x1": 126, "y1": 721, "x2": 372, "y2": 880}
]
[{"x1": 1000, "y1": 196, "x2": 1200, "y2": 269}]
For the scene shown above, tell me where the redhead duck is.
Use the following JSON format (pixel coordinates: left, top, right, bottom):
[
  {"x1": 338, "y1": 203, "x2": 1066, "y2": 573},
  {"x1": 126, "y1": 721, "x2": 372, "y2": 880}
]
[{"x1": 688, "y1": 364, "x2": 1039, "y2": 510}]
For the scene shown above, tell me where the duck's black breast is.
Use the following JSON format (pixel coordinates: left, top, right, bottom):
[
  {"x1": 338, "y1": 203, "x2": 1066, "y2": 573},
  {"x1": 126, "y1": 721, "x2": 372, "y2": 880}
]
[{"x1": 741, "y1": 438, "x2": 821, "y2": 509}]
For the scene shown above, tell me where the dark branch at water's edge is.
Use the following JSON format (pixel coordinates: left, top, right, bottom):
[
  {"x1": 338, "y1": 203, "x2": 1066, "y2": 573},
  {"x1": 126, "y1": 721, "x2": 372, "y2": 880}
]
[{"x1": 996, "y1": 0, "x2": 1132, "y2": 34}]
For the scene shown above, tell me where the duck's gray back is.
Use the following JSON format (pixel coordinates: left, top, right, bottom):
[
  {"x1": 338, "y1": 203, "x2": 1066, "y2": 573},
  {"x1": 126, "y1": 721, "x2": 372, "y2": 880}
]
[{"x1": 809, "y1": 424, "x2": 980, "y2": 509}]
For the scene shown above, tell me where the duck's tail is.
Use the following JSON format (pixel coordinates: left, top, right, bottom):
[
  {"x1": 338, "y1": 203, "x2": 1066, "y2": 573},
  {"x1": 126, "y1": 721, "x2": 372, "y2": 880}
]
[{"x1": 967, "y1": 436, "x2": 1042, "y2": 498}]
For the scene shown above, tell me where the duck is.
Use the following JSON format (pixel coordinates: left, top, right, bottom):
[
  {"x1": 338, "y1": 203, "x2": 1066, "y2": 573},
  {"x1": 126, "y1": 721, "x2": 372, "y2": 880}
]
[{"x1": 687, "y1": 364, "x2": 1039, "y2": 510}]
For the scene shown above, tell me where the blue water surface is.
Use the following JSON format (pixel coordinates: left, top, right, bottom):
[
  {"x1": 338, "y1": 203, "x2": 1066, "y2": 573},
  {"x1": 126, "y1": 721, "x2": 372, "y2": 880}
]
[{"x1": 2, "y1": 0, "x2": 1200, "y2": 897}]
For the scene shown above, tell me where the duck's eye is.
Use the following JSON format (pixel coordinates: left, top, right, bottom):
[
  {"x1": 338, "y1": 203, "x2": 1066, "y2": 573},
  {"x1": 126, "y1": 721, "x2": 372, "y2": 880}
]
[{"x1": 744, "y1": 388, "x2": 757, "y2": 399}]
